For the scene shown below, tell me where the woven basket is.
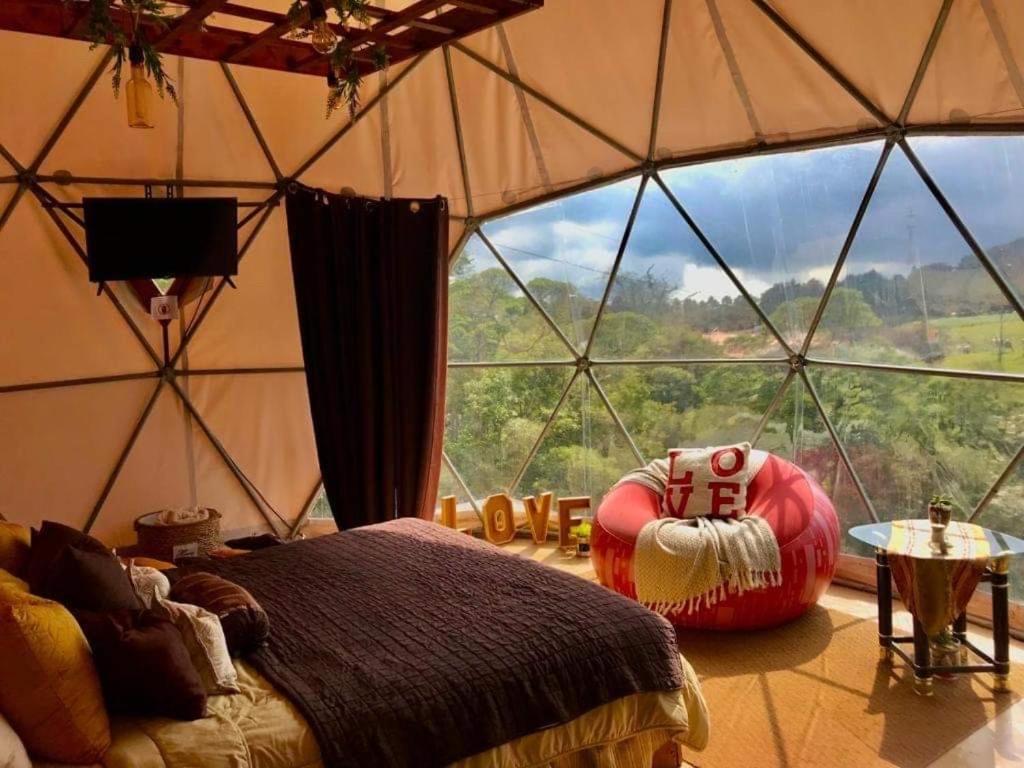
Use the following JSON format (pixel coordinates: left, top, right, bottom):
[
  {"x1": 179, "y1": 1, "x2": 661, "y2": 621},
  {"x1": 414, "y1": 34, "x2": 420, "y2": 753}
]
[{"x1": 134, "y1": 509, "x2": 222, "y2": 562}]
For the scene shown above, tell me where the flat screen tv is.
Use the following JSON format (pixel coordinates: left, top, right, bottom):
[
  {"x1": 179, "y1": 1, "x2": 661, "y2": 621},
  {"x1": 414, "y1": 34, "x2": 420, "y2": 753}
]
[{"x1": 84, "y1": 197, "x2": 238, "y2": 282}]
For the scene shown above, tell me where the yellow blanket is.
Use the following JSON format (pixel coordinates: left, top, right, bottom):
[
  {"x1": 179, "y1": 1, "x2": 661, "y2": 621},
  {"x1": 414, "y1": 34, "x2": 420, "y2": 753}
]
[{"x1": 89, "y1": 658, "x2": 708, "y2": 768}]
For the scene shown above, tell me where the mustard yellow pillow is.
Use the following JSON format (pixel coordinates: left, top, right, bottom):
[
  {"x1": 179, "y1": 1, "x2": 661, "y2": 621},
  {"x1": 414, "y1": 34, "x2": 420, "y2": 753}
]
[
  {"x1": 0, "y1": 523, "x2": 30, "y2": 578},
  {"x1": 0, "y1": 568, "x2": 27, "y2": 594},
  {"x1": 0, "y1": 588, "x2": 111, "y2": 764}
]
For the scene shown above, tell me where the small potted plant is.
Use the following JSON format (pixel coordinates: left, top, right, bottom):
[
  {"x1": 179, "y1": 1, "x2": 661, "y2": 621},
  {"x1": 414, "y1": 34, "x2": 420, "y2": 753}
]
[
  {"x1": 571, "y1": 520, "x2": 593, "y2": 557},
  {"x1": 928, "y1": 494, "x2": 955, "y2": 527},
  {"x1": 927, "y1": 494, "x2": 956, "y2": 554}
]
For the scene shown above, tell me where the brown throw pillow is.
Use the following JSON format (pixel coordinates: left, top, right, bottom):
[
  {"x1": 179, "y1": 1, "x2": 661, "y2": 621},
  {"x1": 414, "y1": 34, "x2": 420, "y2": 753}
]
[
  {"x1": 73, "y1": 609, "x2": 207, "y2": 721},
  {"x1": 26, "y1": 521, "x2": 111, "y2": 593},
  {"x1": 39, "y1": 547, "x2": 141, "y2": 612},
  {"x1": 169, "y1": 573, "x2": 269, "y2": 656}
]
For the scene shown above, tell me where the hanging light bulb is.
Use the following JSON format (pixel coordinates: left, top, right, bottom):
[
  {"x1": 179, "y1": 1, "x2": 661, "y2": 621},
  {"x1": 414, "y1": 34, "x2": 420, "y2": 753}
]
[
  {"x1": 125, "y1": 43, "x2": 154, "y2": 129},
  {"x1": 309, "y1": 0, "x2": 338, "y2": 55}
]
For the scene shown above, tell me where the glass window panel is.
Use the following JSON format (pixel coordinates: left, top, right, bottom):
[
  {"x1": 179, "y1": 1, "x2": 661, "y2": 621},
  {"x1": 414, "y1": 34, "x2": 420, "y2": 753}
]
[
  {"x1": 308, "y1": 488, "x2": 332, "y2": 520},
  {"x1": 518, "y1": 374, "x2": 638, "y2": 513},
  {"x1": 662, "y1": 142, "x2": 885, "y2": 348},
  {"x1": 909, "y1": 136, "x2": 1024, "y2": 302},
  {"x1": 808, "y1": 146, "x2": 1024, "y2": 373},
  {"x1": 811, "y1": 366, "x2": 1024, "y2": 526},
  {"x1": 976, "y1": 458, "x2": 1024, "y2": 601},
  {"x1": 593, "y1": 363, "x2": 788, "y2": 462},
  {"x1": 448, "y1": 234, "x2": 573, "y2": 363},
  {"x1": 444, "y1": 365, "x2": 575, "y2": 499},
  {"x1": 589, "y1": 184, "x2": 780, "y2": 360},
  {"x1": 482, "y1": 179, "x2": 640, "y2": 352},
  {"x1": 758, "y1": 374, "x2": 874, "y2": 556}
]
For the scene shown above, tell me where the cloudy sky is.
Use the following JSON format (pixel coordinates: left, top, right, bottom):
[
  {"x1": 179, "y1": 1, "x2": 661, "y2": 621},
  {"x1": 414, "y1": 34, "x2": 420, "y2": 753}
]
[{"x1": 472, "y1": 136, "x2": 1024, "y2": 303}]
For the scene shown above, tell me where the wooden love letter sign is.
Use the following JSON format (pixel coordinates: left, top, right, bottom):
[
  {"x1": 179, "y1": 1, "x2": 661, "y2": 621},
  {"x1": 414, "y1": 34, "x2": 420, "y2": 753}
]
[
  {"x1": 440, "y1": 495, "x2": 458, "y2": 529},
  {"x1": 523, "y1": 493, "x2": 553, "y2": 544},
  {"x1": 482, "y1": 493, "x2": 516, "y2": 545}
]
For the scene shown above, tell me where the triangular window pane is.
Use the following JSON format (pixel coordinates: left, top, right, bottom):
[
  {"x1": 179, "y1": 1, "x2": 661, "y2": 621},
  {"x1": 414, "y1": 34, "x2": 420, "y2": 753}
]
[
  {"x1": 757, "y1": 374, "x2": 874, "y2": 555},
  {"x1": 809, "y1": 146, "x2": 1024, "y2": 373},
  {"x1": 444, "y1": 365, "x2": 575, "y2": 499},
  {"x1": 590, "y1": 183, "x2": 779, "y2": 359},
  {"x1": 810, "y1": 366, "x2": 1024, "y2": 525},
  {"x1": 909, "y1": 136, "x2": 1024, "y2": 302},
  {"x1": 517, "y1": 374, "x2": 638, "y2": 512},
  {"x1": 593, "y1": 363, "x2": 788, "y2": 462},
  {"x1": 481, "y1": 179, "x2": 639, "y2": 352},
  {"x1": 663, "y1": 141, "x2": 885, "y2": 349},
  {"x1": 448, "y1": 234, "x2": 573, "y2": 363},
  {"x1": 975, "y1": 456, "x2": 1024, "y2": 601}
]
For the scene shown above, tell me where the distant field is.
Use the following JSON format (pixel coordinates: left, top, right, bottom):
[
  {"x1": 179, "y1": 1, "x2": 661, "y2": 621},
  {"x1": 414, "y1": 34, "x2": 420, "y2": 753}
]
[{"x1": 930, "y1": 312, "x2": 1024, "y2": 373}]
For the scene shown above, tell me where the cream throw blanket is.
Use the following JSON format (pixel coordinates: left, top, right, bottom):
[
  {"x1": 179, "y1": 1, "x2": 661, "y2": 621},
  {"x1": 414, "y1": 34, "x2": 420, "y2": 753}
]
[{"x1": 617, "y1": 459, "x2": 782, "y2": 615}]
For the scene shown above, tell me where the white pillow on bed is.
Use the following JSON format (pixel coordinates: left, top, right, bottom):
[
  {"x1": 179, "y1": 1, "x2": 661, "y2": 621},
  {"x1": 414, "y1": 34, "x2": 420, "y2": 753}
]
[
  {"x1": 0, "y1": 713, "x2": 29, "y2": 768},
  {"x1": 126, "y1": 562, "x2": 171, "y2": 608},
  {"x1": 153, "y1": 599, "x2": 241, "y2": 696}
]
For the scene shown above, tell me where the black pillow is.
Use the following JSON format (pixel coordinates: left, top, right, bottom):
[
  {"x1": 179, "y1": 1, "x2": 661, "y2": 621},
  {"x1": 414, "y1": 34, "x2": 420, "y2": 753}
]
[
  {"x1": 40, "y1": 546, "x2": 142, "y2": 612},
  {"x1": 73, "y1": 609, "x2": 207, "y2": 721},
  {"x1": 26, "y1": 521, "x2": 110, "y2": 593}
]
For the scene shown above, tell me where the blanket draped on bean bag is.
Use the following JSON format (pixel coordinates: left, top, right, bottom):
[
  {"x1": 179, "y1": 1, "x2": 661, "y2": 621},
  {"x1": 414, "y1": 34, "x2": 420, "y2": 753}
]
[{"x1": 591, "y1": 450, "x2": 841, "y2": 630}]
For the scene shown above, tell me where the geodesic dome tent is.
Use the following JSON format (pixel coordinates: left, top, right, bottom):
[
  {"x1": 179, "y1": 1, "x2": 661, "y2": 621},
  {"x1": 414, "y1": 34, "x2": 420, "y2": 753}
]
[{"x1": 2, "y1": 0, "x2": 1024, "y2": 600}]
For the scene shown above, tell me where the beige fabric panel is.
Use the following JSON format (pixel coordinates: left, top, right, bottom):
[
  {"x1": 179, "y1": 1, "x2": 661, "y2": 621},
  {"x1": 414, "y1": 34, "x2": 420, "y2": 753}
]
[
  {"x1": 655, "y1": 0, "x2": 757, "y2": 158},
  {"x1": 449, "y1": 35, "x2": 636, "y2": 216},
  {"x1": 386, "y1": 51, "x2": 467, "y2": 216},
  {"x1": 910, "y1": 0, "x2": 1024, "y2": 124},
  {"x1": 0, "y1": 380, "x2": 156, "y2": 529},
  {"x1": 186, "y1": 373, "x2": 318, "y2": 530},
  {"x1": 41, "y1": 59, "x2": 180, "y2": 181},
  {"x1": 0, "y1": 200, "x2": 157, "y2": 385},
  {"x1": 0, "y1": 32, "x2": 106, "y2": 167},
  {"x1": 231, "y1": 60, "x2": 408, "y2": 183},
  {"x1": 89, "y1": 384, "x2": 276, "y2": 546},
  {"x1": 297, "y1": 95, "x2": 388, "y2": 197},
  {"x1": 189, "y1": 416, "x2": 280, "y2": 540},
  {"x1": 772, "y1": 0, "x2": 943, "y2": 123},
  {"x1": 90, "y1": 386, "x2": 193, "y2": 546},
  {"x1": 463, "y1": 0, "x2": 662, "y2": 162},
  {"x1": 186, "y1": 207, "x2": 304, "y2": 370},
  {"x1": 182, "y1": 58, "x2": 279, "y2": 182},
  {"x1": 713, "y1": 0, "x2": 881, "y2": 139}
]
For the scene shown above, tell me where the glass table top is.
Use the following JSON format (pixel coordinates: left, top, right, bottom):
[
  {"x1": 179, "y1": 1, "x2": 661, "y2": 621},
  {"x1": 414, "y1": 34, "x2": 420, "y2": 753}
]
[{"x1": 849, "y1": 520, "x2": 1024, "y2": 561}]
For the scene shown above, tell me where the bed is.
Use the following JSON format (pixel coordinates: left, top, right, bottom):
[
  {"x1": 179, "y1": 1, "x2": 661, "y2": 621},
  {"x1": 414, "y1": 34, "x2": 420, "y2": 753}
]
[{"x1": 93, "y1": 519, "x2": 708, "y2": 768}]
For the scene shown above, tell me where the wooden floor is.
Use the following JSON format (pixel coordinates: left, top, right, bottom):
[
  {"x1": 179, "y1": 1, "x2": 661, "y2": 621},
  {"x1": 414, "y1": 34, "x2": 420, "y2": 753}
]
[{"x1": 501, "y1": 538, "x2": 1024, "y2": 768}]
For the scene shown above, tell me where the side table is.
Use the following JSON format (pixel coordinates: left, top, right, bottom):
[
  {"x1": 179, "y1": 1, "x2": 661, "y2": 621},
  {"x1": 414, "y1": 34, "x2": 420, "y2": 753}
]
[{"x1": 849, "y1": 520, "x2": 1024, "y2": 696}]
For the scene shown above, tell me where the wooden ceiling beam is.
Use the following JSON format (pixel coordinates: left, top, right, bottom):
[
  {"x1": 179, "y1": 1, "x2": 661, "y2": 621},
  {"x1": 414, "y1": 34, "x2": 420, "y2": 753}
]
[{"x1": 0, "y1": 0, "x2": 542, "y2": 78}]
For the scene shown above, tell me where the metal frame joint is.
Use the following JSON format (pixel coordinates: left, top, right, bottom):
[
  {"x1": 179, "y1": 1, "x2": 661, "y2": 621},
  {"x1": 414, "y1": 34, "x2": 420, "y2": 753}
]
[
  {"x1": 885, "y1": 124, "x2": 906, "y2": 143},
  {"x1": 788, "y1": 353, "x2": 806, "y2": 372}
]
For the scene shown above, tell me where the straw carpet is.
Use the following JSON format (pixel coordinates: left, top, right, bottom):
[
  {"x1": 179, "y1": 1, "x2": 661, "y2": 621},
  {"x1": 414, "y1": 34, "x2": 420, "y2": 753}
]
[{"x1": 676, "y1": 606, "x2": 1021, "y2": 768}]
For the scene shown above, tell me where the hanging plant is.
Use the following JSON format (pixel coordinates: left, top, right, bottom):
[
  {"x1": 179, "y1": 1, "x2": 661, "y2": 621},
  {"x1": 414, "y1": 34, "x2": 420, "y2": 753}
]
[
  {"x1": 76, "y1": 0, "x2": 178, "y2": 103},
  {"x1": 286, "y1": 0, "x2": 389, "y2": 118}
]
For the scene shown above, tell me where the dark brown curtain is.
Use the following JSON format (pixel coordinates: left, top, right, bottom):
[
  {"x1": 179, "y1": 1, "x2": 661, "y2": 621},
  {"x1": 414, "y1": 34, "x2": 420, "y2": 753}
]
[{"x1": 285, "y1": 186, "x2": 449, "y2": 529}]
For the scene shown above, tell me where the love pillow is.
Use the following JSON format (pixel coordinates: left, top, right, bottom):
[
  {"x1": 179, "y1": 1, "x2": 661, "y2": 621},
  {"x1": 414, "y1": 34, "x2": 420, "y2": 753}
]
[{"x1": 662, "y1": 443, "x2": 751, "y2": 519}]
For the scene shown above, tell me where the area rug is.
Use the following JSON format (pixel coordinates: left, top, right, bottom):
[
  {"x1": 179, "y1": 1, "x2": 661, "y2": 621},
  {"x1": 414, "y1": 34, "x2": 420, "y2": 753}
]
[{"x1": 677, "y1": 606, "x2": 1022, "y2": 768}]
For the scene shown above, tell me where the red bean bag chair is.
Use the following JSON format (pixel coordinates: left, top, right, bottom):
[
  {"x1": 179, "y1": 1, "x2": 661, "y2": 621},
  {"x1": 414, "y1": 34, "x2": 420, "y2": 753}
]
[{"x1": 590, "y1": 450, "x2": 840, "y2": 630}]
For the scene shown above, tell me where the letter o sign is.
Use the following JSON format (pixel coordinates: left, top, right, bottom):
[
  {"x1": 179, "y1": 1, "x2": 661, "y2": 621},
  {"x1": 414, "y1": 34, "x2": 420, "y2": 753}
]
[{"x1": 711, "y1": 447, "x2": 746, "y2": 478}]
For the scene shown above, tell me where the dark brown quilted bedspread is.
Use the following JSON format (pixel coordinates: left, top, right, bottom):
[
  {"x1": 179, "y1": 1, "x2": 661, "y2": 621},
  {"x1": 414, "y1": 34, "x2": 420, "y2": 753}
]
[{"x1": 196, "y1": 518, "x2": 684, "y2": 768}]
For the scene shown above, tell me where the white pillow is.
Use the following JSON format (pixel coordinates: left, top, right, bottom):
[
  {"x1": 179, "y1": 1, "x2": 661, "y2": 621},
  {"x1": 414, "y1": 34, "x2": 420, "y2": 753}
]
[
  {"x1": 0, "y1": 713, "x2": 30, "y2": 768},
  {"x1": 126, "y1": 562, "x2": 171, "y2": 608},
  {"x1": 153, "y1": 598, "x2": 240, "y2": 696},
  {"x1": 662, "y1": 442, "x2": 752, "y2": 519}
]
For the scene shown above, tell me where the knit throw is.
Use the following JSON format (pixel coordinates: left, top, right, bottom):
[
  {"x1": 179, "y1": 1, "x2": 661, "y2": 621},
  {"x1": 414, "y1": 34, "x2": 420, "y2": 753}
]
[{"x1": 617, "y1": 459, "x2": 782, "y2": 615}]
